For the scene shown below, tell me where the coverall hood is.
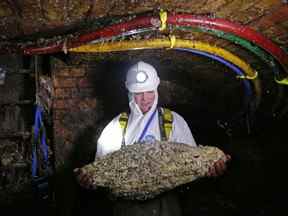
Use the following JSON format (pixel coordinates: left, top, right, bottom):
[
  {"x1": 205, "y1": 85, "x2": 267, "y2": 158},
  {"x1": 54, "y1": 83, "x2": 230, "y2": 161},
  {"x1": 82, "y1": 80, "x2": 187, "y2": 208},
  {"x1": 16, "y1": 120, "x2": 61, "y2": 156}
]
[{"x1": 126, "y1": 90, "x2": 159, "y2": 144}]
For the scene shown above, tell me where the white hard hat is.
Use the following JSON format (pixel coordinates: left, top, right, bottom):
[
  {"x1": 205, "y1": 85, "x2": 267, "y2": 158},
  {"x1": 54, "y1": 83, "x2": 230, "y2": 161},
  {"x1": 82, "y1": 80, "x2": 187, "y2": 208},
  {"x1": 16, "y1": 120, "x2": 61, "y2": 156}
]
[{"x1": 125, "y1": 61, "x2": 160, "y2": 93}]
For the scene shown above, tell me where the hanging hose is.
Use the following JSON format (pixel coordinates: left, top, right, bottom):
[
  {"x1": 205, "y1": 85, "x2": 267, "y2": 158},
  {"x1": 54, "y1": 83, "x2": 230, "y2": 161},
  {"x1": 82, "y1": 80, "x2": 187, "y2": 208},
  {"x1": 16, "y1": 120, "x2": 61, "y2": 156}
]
[
  {"x1": 32, "y1": 105, "x2": 49, "y2": 177},
  {"x1": 31, "y1": 104, "x2": 52, "y2": 200}
]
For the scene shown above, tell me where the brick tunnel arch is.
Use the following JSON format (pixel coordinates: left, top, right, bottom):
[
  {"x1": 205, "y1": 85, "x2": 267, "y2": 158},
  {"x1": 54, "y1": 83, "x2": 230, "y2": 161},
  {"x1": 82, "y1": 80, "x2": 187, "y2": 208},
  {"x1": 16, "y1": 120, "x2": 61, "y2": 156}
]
[
  {"x1": 21, "y1": 10, "x2": 288, "y2": 129},
  {"x1": 1, "y1": 3, "x2": 288, "y2": 215},
  {"x1": 49, "y1": 48, "x2": 287, "y2": 216},
  {"x1": 23, "y1": 11, "x2": 288, "y2": 124},
  {"x1": 49, "y1": 45, "x2": 270, "y2": 168}
]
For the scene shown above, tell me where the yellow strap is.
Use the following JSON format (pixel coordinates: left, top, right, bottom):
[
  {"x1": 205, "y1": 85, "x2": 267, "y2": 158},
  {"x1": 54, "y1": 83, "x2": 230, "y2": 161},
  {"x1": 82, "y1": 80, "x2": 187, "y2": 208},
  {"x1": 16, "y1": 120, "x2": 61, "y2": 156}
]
[
  {"x1": 159, "y1": 9, "x2": 167, "y2": 31},
  {"x1": 162, "y1": 108, "x2": 173, "y2": 139},
  {"x1": 119, "y1": 112, "x2": 128, "y2": 130},
  {"x1": 169, "y1": 35, "x2": 176, "y2": 49},
  {"x1": 275, "y1": 76, "x2": 288, "y2": 85},
  {"x1": 119, "y1": 109, "x2": 172, "y2": 140}
]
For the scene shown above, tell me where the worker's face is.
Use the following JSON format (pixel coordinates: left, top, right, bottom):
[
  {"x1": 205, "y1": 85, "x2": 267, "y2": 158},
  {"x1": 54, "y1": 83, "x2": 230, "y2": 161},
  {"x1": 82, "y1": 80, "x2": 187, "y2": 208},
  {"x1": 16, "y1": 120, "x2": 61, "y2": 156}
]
[{"x1": 134, "y1": 91, "x2": 156, "y2": 114}]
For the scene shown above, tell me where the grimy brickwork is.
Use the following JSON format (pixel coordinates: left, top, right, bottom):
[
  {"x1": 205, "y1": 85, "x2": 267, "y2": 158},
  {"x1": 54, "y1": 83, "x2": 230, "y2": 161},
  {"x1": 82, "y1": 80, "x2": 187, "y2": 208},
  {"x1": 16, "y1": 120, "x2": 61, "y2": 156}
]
[{"x1": 51, "y1": 57, "x2": 100, "y2": 169}]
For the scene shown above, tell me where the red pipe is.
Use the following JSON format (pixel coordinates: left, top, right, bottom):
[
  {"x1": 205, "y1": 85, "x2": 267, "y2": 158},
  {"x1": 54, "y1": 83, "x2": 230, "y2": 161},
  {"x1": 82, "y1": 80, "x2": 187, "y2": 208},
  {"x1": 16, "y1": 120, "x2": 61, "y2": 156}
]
[
  {"x1": 23, "y1": 13, "x2": 288, "y2": 72},
  {"x1": 167, "y1": 14, "x2": 288, "y2": 68},
  {"x1": 24, "y1": 16, "x2": 156, "y2": 55}
]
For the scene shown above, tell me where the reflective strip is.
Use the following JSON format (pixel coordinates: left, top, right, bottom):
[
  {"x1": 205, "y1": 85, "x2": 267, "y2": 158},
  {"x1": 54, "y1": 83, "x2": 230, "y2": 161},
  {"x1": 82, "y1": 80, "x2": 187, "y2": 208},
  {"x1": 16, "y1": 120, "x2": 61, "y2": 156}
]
[
  {"x1": 119, "y1": 108, "x2": 173, "y2": 142},
  {"x1": 138, "y1": 109, "x2": 157, "y2": 142},
  {"x1": 119, "y1": 112, "x2": 129, "y2": 147},
  {"x1": 119, "y1": 112, "x2": 128, "y2": 130},
  {"x1": 162, "y1": 108, "x2": 173, "y2": 139}
]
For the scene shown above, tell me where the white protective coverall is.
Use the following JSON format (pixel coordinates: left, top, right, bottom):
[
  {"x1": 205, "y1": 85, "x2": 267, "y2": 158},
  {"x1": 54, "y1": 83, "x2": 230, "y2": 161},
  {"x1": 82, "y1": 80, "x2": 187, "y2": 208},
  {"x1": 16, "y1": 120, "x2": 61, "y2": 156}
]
[
  {"x1": 95, "y1": 61, "x2": 198, "y2": 216},
  {"x1": 96, "y1": 91, "x2": 197, "y2": 157}
]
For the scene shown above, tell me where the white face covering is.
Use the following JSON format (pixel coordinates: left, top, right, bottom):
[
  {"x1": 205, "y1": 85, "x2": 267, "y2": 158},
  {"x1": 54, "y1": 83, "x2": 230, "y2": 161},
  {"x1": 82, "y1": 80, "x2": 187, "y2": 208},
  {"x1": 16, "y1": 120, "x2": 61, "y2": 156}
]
[{"x1": 125, "y1": 90, "x2": 159, "y2": 145}]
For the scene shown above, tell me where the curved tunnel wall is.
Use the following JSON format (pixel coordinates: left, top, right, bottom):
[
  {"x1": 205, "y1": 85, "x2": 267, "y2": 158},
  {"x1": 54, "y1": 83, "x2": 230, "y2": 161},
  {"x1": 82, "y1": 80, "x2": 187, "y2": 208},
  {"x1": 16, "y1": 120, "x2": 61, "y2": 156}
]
[
  {"x1": 22, "y1": 12, "x2": 288, "y2": 171},
  {"x1": 1, "y1": 6, "x2": 288, "y2": 215},
  {"x1": 24, "y1": 12, "x2": 288, "y2": 75},
  {"x1": 11, "y1": 11, "x2": 288, "y2": 215},
  {"x1": 49, "y1": 50, "x2": 288, "y2": 216},
  {"x1": 23, "y1": 12, "x2": 288, "y2": 119},
  {"x1": 21, "y1": 12, "x2": 288, "y2": 171}
]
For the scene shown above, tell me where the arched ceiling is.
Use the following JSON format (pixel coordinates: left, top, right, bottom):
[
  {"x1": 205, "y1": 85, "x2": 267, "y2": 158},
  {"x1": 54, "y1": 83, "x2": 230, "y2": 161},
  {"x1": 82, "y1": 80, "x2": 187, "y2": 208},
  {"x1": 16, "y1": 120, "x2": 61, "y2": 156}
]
[
  {"x1": 0, "y1": 0, "x2": 288, "y2": 120},
  {"x1": 0, "y1": 0, "x2": 287, "y2": 52}
]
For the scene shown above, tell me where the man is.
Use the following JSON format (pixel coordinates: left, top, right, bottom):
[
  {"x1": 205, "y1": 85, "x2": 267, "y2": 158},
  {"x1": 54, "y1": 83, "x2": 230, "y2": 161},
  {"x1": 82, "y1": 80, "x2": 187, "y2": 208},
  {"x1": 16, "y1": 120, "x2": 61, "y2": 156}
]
[
  {"x1": 79, "y1": 61, "x2": 230, "y2": 216},
  {"x1": 96, "y1": 61, "x2": 197, "y2": 157}
]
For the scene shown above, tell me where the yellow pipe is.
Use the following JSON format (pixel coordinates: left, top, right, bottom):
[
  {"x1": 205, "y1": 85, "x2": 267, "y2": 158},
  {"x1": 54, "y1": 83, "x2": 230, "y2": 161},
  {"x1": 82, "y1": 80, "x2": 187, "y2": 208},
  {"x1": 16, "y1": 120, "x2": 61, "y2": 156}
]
[
  {"x1": 70, "y1": 38, "x2": 262, "y2": 105},
  {"x1": 70, "y1": 39, "x2": 255, "y2": 77}
]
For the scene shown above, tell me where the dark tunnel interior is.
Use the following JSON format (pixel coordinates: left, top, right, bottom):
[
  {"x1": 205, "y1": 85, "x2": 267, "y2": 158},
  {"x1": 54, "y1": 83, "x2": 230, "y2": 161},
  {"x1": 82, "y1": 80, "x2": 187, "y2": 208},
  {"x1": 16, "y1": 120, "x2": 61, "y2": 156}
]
[
  {"x1": 82, "y1": 49, "x2": 276, "y2": 145},
  {"x1": 1, "y1": 49, "x2": 288, "y2": 216},
  {"x1": 1, "y1": 1, "x2": 288, "y2": 215},
  {"x1": 66, "y1": 50, "x2": 288, "y2": 216}
]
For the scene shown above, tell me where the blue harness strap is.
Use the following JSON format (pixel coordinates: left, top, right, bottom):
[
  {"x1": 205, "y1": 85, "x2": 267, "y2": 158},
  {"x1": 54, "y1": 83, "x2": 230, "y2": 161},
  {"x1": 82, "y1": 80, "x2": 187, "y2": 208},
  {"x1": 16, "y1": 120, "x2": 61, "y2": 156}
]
[
  {"x1": 138, "y1": 109, "x2": 157, "y2": 142},
  {"x1": 119, "y1": 107, "x2": 173, "y2": 145}
]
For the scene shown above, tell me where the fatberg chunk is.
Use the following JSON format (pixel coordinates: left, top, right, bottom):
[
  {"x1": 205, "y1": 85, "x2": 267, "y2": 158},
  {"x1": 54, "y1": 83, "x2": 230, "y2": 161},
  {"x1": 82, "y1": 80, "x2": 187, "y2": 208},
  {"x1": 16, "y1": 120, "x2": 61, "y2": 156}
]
[{"x1": 76, "y1": 141, "x2": 226, "y2": 200}]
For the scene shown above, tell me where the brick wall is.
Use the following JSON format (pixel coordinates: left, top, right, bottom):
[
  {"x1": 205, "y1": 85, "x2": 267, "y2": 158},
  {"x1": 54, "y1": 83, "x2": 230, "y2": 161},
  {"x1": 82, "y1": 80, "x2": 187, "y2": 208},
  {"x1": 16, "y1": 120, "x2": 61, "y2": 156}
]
[
  {"x1": 51, "y1": 57, "x2": 102, "y2": 169},
  {"x1": 50, "y1": 56, "x2": 130, "y2": 216}
]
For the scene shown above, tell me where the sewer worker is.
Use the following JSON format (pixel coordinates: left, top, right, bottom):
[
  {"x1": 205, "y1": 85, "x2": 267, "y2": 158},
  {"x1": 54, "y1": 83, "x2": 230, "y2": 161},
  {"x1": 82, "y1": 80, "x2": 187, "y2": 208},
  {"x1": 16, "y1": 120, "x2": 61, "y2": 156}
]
[{"x1": 79, "y1": 61, "x2": 231, "y2": 216}]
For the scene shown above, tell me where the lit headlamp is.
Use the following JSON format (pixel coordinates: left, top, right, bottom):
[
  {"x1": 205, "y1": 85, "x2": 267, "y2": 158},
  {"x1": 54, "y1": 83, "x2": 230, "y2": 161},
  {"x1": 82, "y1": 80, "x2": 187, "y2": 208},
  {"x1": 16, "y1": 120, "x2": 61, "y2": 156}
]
[
  {"x1": 136, "y1": 71, "x2": 148, "y2": 83},
  {"x1": 0, "y1": 68, "x2": 6, "y2": 85}
]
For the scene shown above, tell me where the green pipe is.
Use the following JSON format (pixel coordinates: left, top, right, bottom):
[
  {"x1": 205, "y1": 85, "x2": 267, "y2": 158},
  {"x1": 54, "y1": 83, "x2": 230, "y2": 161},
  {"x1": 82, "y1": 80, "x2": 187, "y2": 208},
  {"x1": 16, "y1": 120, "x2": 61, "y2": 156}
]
[{"x1": 173, "y1": 26, "x2": 277, "y2": 72}]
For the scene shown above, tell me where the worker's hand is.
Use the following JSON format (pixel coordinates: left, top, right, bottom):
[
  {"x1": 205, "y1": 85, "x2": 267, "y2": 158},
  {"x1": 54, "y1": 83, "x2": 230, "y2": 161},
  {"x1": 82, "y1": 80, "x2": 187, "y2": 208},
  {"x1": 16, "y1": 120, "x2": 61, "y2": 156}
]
[
  {"x1": 207, "y1": 154, "x2": 231, "y2": 177},
  {"x1": 74, "y1": 168, "x2": 91, "y2": 188}
]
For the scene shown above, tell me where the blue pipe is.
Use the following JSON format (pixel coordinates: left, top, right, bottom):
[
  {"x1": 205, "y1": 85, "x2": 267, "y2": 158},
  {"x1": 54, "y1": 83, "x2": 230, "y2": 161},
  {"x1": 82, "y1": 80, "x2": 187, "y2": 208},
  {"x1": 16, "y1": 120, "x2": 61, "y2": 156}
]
[
  {"x1": 32, "y1": 105, "x2": 49, "y2": 177},
  {"x1": 174, "y1": 48, "x2": 253, "y2": 103}
]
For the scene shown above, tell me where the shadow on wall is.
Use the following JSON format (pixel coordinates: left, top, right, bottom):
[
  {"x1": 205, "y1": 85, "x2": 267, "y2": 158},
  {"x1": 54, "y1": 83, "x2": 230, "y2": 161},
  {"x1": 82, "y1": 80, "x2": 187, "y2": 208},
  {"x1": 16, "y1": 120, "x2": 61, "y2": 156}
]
[
  {"x1": 87, "y1": 60, "x2": 130, "y2": 119},
  {"x1": 69, "y1": 60, "x2": 132, "y2": 166}
]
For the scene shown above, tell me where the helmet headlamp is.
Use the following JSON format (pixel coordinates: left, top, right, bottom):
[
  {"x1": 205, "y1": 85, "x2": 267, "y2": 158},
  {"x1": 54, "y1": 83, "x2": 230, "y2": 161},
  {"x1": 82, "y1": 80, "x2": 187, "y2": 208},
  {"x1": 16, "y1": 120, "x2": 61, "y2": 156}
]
[
  {"x1": 136, "y1": 71, "x2": 148, "y2": 83},
  {"x1": 125, "y1": 61, "x2": 160, "y2": 93}
]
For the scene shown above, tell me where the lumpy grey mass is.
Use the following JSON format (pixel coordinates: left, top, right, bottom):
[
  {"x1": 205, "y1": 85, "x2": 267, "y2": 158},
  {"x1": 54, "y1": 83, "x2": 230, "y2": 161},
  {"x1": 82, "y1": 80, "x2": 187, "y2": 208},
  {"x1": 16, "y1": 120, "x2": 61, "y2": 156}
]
[{"x1": 76, "y1": 141, "x2": 226, "y2": 200}]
